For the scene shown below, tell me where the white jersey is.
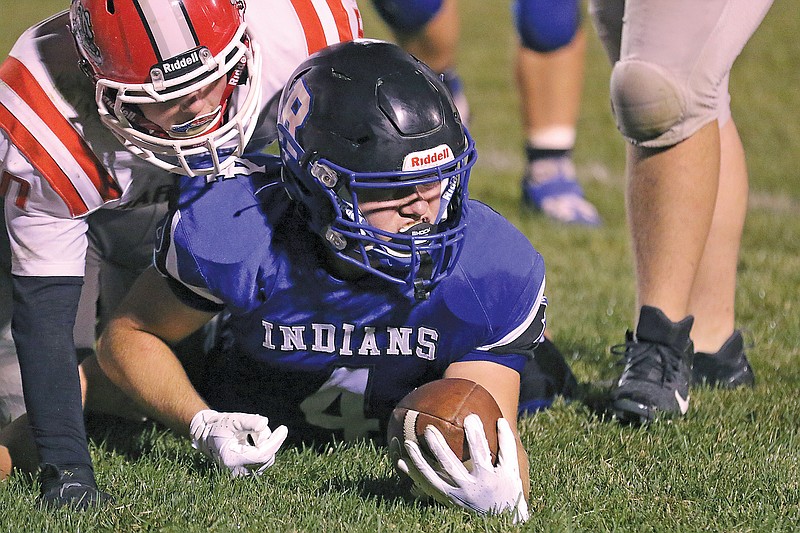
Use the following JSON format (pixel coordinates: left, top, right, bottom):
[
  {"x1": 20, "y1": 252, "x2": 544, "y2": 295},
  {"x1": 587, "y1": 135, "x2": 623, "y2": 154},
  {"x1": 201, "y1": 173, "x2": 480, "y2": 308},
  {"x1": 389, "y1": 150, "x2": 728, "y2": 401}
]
[{"x1": 0, "y1": 1, "x2": 362, "y2": 277}]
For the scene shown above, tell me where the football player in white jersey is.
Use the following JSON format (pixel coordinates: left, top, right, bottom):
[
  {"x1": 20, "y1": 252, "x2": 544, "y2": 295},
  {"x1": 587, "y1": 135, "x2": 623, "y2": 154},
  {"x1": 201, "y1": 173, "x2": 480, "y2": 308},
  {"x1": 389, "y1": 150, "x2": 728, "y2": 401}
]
[{"x1": 0, "y1": 0, "x2": 361, "y2": 509}]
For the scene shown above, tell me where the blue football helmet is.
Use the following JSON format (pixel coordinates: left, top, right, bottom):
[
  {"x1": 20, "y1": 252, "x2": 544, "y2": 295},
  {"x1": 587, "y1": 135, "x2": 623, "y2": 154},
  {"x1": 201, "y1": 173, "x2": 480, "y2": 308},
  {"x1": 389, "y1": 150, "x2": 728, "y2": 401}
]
[{"x1": 277, "y1": 40, "x2": 476, "y2": 299}]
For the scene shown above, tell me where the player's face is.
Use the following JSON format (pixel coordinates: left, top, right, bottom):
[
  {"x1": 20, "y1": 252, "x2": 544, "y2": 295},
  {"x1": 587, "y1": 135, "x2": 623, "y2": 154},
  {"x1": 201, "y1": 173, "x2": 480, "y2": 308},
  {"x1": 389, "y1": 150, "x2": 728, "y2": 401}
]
[
  {"x1": 138, "y1": 77, "x2": 229, "y2": 139},
  {"x1": 357, "y1": 181, "x2": 442, "y2": 236}
]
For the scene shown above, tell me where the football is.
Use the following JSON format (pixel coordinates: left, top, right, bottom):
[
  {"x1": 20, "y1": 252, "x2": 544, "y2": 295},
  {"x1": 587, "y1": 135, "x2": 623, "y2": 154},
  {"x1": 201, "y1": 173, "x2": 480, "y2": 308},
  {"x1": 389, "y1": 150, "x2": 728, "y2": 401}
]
[{"x1": 387, "y1": 378, "x2": 503, "y2": 471}]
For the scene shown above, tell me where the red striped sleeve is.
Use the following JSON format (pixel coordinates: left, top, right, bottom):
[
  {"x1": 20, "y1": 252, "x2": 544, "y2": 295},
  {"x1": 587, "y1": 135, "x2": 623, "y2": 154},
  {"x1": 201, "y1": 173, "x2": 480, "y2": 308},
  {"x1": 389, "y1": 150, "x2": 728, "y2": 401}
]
[
  {"x1": 325, "y1": 0, "x2": 355, "y2": 42},
  {"x1": 289, "y1": 0, "x2": 328, "y2": 54},
  {"x1": 0, "y1": 102, "x2": 89, "y2": 216},
  {"x1": 0, "y1": 57, "x2": 121, "y2": 215}
]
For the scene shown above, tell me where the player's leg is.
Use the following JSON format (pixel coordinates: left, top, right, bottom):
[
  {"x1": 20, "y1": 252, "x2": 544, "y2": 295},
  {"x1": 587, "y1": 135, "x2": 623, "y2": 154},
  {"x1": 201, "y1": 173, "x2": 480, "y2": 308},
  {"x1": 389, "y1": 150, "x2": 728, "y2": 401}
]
[
  {"x1": 590, "y1": 0, "x2": 723, "y2": 365},
  {"x1": 627, "y1": 122, "x2": 720, "y2": 322},
  {"x1": 0, "y1": 206, "x2": 25, "y2": 428},
  {"x1": 514, "y1": 0, "x2": 600, "y2": 226},
  {"x1": 688, "y1": 116, "x2": 754, "y2": 387},
  {"x1": 610, "y1": 123, "x2": 720, "y2": 423},
  {"x1": 377, "y1": 0, "x2": 455, "y2": 72},
  {"x1": 612, "y1": 19, "x2": 724, "y2": 420},
  {"x1": 371, "y1": 0, "x2": 469, "y2": 121},
  {"x1": 602, "y1": 0, "x2": 772, "y2": 421},
  {"x1": 687, "y1": 115, "x2": 744, "y2": 350}
]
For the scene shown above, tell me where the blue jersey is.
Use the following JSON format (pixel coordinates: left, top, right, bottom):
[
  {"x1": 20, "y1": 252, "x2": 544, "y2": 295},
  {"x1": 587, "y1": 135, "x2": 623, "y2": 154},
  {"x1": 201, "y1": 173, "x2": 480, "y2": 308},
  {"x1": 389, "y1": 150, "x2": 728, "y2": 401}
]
[{"x1": 156, "y1": 155, "x2": 547, "y2": 443}]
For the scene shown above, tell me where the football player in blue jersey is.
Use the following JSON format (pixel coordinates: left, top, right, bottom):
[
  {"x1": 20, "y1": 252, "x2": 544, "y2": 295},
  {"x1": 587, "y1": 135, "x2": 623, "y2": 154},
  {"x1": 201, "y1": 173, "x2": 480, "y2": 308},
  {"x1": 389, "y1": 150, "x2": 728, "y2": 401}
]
[{"x1": 94, "y1": 40, "x2": 576, "y2": 521}]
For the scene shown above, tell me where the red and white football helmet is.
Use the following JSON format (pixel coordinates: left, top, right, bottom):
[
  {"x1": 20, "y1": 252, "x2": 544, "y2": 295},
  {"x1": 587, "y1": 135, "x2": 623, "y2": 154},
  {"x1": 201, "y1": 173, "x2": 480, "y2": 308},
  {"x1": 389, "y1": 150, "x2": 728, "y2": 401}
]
[{"x1": 70, "y1": 0, "x2": 262, "y2": 177}]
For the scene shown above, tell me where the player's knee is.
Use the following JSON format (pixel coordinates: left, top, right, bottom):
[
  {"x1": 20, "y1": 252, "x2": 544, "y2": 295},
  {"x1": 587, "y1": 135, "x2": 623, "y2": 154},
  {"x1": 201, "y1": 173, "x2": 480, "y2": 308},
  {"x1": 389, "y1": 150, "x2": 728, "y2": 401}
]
[
  {"x1": 609, "y1": 59, "x2": 686, "y2": 144},
  {"x1": 372, "y1": 0, "x2": 443, "y2": 34},
  {"x1": 513, "y1": 0, "x2": 580, "y2": 52}
]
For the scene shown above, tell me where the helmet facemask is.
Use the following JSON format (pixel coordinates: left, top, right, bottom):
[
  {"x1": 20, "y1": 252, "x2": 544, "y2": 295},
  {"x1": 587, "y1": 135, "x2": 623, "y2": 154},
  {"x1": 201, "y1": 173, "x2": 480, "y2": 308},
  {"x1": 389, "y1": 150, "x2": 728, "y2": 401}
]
[
  {"x1": 95, "y1": 29, "x2": 262, "y2": 178},
  {"x1": 280, "y1": 123, "x2": 477, "y2": 300},
  {"x1": 70, "y1": 0, "x2": 262, "y2": 178},
  {"x1": 277, "y1": 40, "x2": 477, "y2": 299}
]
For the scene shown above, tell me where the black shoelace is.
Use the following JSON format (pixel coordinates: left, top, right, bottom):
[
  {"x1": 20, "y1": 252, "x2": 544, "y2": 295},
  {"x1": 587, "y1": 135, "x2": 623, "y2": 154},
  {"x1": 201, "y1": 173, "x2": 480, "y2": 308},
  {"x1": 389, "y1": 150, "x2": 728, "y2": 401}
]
[{"x1": 611, "y1": 336, "x2": 682, "y2": 386}]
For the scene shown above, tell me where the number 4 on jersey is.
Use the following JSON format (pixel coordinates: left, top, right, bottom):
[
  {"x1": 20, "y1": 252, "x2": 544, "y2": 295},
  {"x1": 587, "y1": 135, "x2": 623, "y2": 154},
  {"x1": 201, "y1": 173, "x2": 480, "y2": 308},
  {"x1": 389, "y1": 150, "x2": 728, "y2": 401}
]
[{"x1": 299, "y1": 367, "x2": 380, "y2": 440}]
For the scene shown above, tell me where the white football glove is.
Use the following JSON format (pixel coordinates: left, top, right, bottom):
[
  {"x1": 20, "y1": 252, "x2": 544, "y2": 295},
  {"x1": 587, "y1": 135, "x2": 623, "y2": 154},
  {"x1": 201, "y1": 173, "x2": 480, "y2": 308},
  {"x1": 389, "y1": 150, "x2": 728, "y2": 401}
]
[
  {"x1": 189, "y1": 409, "x2": 288, "y2": 478},
  {"x1": 396, "y1": 414, "x2": 530, "y2": 524}
]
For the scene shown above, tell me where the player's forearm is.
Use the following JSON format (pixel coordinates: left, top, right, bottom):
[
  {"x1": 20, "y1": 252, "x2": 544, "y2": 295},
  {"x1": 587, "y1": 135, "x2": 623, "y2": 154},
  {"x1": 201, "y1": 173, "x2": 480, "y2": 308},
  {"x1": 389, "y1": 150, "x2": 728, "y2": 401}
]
[
  {"x1": 11, "y1": 276, "x2": 93, "y2": 468},
  {"x1": 96, "y1": 319, "x2": 208, "y2": 436},
  {"x1": 444, "y1": 360, "x2": 531, "y2": 500}
]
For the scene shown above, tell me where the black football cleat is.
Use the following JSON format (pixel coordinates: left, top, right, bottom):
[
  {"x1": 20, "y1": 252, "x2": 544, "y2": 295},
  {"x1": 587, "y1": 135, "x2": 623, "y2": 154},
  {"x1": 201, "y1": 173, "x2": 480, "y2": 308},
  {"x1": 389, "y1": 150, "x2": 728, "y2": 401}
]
[
  {"x1": 518, "y1": 336, "x2": 579, "y2": 416},
  {"x1": 692, "y1": 330, "x2": 755, "y2": 388},
  {"x1": 610, "y1": 306, "x2": 694, "y2": 424},
  {"x1": 38, "y1": 463, "x2": 113, "y2": 511}
]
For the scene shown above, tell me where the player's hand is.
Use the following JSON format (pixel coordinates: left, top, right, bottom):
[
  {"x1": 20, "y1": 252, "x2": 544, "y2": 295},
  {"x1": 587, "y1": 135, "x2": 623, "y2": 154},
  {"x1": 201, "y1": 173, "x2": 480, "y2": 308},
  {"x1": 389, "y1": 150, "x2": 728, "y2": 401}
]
[
  {"x1": 396, "y1": 414, "x2": 529, "y2": 523},
  {"x1": 189, "y1": 409, "x2": 288, "y2": 477}
]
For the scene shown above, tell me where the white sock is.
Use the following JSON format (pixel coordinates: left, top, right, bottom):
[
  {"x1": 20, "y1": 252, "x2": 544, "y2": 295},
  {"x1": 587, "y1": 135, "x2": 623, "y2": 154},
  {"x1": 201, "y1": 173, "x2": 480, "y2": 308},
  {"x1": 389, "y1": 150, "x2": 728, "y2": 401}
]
[{"x1": 528, "y1": 126, "x2": 576, "y2": 150}]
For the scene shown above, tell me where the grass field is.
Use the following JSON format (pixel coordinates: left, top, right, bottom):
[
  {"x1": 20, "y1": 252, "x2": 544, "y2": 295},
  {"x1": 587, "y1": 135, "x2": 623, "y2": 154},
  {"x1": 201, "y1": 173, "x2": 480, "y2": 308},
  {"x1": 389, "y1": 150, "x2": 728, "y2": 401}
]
[{"x1": 2, "y1": 1, "x2": 799, "y2": 531}]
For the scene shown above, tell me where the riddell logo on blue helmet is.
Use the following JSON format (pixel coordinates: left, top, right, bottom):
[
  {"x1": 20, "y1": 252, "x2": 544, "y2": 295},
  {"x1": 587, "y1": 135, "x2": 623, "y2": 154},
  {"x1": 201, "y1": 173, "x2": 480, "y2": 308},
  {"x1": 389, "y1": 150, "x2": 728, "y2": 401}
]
[{"x1": 402, "y1": 145, "x2": 454, "y2": 171}]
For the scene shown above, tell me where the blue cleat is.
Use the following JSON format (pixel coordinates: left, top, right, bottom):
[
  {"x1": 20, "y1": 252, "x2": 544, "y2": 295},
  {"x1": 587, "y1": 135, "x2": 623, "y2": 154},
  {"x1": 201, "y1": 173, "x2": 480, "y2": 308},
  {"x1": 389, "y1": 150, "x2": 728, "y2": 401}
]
[{"x1": 521, "y1": 154, "x2": 602, "y2": 227}]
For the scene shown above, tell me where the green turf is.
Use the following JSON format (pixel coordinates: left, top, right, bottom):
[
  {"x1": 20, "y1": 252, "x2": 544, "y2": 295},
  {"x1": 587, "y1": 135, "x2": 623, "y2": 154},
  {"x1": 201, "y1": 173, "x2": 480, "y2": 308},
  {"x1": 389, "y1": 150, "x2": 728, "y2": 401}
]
[{"x1": 1, "y1": 1, "x2": 799, "y2": 531}]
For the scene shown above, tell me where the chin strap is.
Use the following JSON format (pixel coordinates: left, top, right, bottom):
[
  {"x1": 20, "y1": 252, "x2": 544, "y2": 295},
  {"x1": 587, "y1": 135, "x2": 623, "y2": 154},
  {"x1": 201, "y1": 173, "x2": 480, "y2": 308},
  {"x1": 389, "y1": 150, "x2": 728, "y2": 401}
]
[
  {"x1": 413, "y1": 258, "x2": 433, "y2": 300},
  {"x1": 395, "y1": 222, "x2": 435, "y2": 301}
]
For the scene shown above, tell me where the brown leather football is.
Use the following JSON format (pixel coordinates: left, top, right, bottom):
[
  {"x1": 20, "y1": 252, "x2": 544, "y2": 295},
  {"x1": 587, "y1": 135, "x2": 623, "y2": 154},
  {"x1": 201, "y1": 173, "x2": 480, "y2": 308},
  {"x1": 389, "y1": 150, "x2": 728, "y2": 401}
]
[{"x1": 387, "y1": 378, "x2": 503, "y2": 470}]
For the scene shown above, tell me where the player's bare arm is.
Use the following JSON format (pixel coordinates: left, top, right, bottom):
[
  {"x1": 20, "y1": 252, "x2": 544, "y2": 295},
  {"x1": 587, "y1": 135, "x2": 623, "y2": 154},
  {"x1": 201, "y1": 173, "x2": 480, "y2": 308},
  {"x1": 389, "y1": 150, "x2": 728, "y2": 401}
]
[
  {"x1": 98, "y1": 267, "x2": 289, "y2": 478},
  {"x1": 97, "y1": 267, "x2": 215, "y2": 434}
]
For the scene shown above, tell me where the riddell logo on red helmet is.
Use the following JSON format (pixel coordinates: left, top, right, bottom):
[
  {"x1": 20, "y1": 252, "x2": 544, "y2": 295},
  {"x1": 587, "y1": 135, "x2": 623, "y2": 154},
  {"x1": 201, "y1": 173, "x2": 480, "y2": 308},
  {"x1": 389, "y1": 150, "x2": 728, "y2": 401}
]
[
  {"x1": 156, "y1": 47, "x2": 206, "y2": 80},
  {"x1": 402, "y1": 145, "x2": 454, "y2": 171}
]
